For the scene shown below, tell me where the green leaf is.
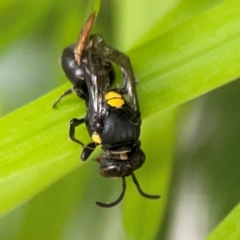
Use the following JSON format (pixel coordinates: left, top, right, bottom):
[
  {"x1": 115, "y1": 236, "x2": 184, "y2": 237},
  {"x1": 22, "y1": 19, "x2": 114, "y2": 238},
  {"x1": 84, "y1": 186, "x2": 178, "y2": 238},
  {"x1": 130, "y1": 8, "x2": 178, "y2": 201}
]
[
  {"x1": 15, "y1": 167, "x2": 92, "y2": 240},
  {"x1": 207, "y1": 203, "x2": 240, "y2": 240},
  {"x1": 113, "y1": 0, "x2": 224, "y2": 50},
  {"x1": 129, "y1": 0, "x2": 240, "y2": 117},
  {"x1": 91, "y1": 0, "x2": 101, "y2": 14},
  {"x1": 0, "y1": 85, "x2": 84, "y2": 216}
]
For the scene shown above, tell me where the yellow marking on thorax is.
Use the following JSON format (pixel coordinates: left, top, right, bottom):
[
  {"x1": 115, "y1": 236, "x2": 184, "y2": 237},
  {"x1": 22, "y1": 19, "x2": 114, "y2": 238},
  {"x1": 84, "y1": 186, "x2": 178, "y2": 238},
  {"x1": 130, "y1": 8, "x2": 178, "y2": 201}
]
[
  {"x1": 92, "y1": 132, "x2": 102, "y2": 144},
  {"x1": 105, "y1": 91, "x2": 124, "y2": 108}
]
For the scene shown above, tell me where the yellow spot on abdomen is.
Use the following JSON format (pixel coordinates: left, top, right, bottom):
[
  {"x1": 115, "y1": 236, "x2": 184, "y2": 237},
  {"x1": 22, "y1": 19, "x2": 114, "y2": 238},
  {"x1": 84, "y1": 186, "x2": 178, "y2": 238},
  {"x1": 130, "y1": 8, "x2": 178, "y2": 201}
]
[
  {"x1": 105, "y1": 91, "x2": 124, "y2": 108},
  {"x1": 92, "y1": 132, "x2": 102, "y2": 144}
]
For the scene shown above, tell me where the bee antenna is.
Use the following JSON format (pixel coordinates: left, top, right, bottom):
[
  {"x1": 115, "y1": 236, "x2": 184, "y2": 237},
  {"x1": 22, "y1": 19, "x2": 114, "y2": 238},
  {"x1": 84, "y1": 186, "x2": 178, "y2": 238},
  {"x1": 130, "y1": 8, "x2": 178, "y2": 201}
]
[
  {"x1": 131, "y1": 172, "x2": 160, "y2": 199},
  {"x1": 95, "y1": 177, "x2": 126, "y2": 208}
]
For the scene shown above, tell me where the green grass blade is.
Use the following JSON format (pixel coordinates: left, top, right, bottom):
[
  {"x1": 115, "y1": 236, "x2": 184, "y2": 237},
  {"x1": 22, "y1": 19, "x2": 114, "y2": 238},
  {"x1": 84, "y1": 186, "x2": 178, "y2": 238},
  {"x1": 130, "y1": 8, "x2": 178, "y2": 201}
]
[
  {"x1": 91, "y1": 0, "x2": 101, "y2": 14},
  {"x1": 15, "y1": 167, "x2": 91, "y2": 240},
  {"x1": 0, "y1": 85, "x2": 87, "y2": 217},
  {"x1": 129, "y1": 0, "x2": 224, "y2": 50},
  {"x1": 114, "y1": 0, "x2": 223, "y2": 50},
  {"x1": 130, "y1": 0, "x2": 240, "y2": 117},
  {"x1": 207, "y1": 203, "x2": 240, "y2": 240}
]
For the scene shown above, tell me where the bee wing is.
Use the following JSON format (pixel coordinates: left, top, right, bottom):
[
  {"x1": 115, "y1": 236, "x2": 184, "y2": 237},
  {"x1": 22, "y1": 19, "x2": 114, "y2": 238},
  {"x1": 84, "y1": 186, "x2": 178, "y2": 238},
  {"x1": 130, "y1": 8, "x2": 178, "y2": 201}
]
[
  {"x1": 121, "y1": 67, "x2": 139, "y2": 113},
  {"x1": 90, "y1": 34, "x2": 140, "y2": 113},
  {"x1": 85, "y1": 51, "x2": 109, "y2": 126}
]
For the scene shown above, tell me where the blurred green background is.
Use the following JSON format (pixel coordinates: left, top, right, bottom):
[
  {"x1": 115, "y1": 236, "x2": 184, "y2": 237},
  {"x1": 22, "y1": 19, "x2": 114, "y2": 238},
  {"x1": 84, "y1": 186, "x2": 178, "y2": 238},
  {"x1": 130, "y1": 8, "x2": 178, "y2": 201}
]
[{"x1": 1, "y1": 0, "x2": 240, "y2": 239}]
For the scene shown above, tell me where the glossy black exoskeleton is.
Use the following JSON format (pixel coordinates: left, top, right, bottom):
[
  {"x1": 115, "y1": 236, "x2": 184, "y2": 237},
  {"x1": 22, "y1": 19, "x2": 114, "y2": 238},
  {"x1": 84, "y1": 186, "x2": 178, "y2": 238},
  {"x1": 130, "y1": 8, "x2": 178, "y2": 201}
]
[{"x1": 53, "y1": 13, "x2": 160, "y2": 207}]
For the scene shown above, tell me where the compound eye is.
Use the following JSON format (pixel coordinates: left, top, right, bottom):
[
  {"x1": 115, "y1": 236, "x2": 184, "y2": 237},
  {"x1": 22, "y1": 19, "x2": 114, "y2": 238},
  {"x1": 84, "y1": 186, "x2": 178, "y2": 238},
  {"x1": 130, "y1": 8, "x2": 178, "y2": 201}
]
[{"x1": 100, "y1": 166, "x2": 122, "y2": 178}]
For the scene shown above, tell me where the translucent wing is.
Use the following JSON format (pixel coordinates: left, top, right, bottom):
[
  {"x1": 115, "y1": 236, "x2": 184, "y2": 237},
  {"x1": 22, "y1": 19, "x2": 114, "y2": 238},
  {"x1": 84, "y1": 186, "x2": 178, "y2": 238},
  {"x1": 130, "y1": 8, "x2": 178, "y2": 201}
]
[
  {"x1": 84, "y1": 50, "x2": 110, "y2": 131},
  {"x1": 90, "y1": 34, "x2": 140, "y2": 113}
]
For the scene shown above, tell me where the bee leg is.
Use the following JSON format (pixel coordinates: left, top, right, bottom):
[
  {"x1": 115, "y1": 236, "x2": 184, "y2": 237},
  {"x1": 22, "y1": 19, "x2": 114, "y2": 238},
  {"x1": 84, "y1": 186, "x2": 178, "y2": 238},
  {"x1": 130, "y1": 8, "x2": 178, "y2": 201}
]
[
  {"x1": 81, "y1": 142, "x2": 97, "y2": 161},
  {"x1": 69, "y1": 118, "x2": 85, "y2": 148},
  {"x1": 52, "y1": 88, "x2": 74, "y2": 108}
]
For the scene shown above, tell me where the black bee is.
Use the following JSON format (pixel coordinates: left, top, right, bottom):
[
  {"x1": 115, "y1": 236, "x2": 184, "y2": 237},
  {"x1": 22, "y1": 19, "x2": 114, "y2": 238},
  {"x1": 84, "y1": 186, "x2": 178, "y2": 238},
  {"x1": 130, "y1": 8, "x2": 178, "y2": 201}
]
[{"x1": 53, "y1": 13, "x2": 160, "y2": 207}]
